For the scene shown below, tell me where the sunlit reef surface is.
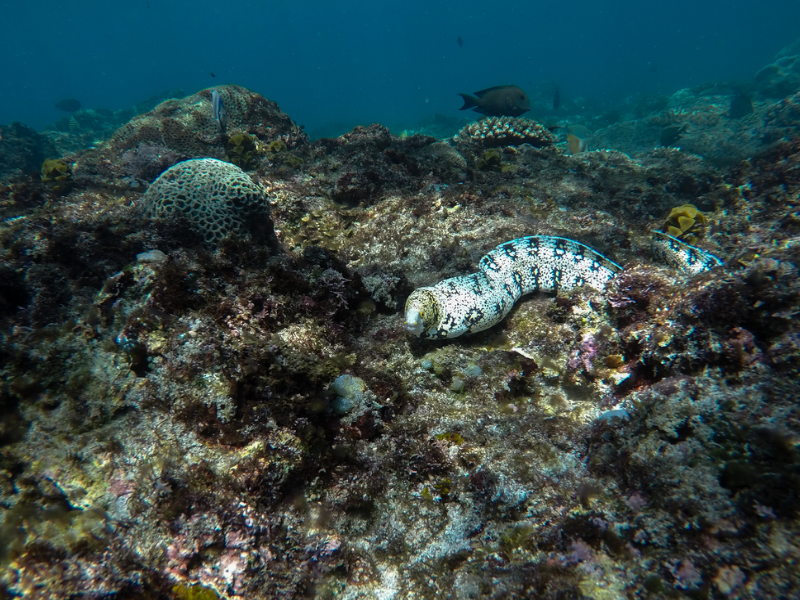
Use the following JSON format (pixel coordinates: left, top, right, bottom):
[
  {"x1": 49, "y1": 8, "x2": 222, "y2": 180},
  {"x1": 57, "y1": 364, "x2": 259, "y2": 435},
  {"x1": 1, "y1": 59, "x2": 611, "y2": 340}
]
[{"x1": 1, "y1": 45, "x2": 800, "y2": 600}]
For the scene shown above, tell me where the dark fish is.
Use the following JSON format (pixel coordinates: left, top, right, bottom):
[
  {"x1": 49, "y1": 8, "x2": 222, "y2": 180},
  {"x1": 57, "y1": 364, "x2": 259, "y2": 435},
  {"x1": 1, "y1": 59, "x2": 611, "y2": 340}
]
[
  {"x1": 54, "y1": 98, "x2": 82, "y2": 112},
  {"x1": 458, "y1": 85, "x2": 530, "y2": 117},
  {"x1": 553, "y1": 87, "x2": 561, "y2": 110},
  {"x1": 210, "y1": 71, "x2": 216, "y2": 78},
  {"x1": 728, "y1": 90, "x2": 753, "y2": 119},
  {"x1": 457, "y1": 35, "x2": 463, "y2": 48},
  {"x1": 659, "y1": 123, "x2": 689, "y2": 147},
  {"x1": 211, "y1": 89, "x2": 228, "y2": 134}
]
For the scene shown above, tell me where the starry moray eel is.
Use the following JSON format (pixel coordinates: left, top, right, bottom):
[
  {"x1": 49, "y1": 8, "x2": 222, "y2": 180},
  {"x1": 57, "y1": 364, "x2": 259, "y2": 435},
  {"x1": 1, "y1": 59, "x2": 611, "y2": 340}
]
[
  {"x1": 404, "y1": 232, "x2": 722, "y2": 339},
  {"x1": 650, "y1": 230, "x2": 723, "y2": 275}
]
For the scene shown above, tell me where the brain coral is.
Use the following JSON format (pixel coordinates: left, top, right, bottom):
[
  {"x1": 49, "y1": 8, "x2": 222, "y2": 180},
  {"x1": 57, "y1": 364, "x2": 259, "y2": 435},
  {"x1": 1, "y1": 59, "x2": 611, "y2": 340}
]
[
  {"x1": 142, "y1": 158, "x2": 277, "y2": 248},
  {"x1": 73, "y1": 85, "x2": 307, "y2": 182},
  {"x1": 454, "y1": 117, "x2": 554, "y2": 148}
]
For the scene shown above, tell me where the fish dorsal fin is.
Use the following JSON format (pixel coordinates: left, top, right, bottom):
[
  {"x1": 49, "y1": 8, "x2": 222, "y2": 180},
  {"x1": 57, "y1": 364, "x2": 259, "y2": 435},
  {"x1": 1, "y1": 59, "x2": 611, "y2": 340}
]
[{"x1": 474, "y1": 85, "x2": 516, "y2": 97}]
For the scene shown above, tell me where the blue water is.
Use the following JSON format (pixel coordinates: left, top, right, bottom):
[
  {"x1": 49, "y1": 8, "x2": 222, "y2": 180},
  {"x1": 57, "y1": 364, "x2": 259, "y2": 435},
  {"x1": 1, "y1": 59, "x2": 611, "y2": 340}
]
[{"x1": 2, "y1": 0, "x2": 799, "y2": 138}]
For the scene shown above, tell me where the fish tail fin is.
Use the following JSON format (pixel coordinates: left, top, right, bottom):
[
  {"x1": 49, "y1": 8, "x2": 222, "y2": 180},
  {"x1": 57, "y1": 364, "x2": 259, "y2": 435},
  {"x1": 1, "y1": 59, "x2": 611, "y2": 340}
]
[{"x1": 458, "y1": 93, "x2": 479, "y2": 111}]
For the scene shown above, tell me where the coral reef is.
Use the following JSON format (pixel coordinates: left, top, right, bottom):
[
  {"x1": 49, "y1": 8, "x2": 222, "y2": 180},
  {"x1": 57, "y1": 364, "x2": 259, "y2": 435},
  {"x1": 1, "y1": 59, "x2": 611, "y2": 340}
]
[
  {"x1": 590, "y1": 76, "x2": 800, "y2": 166},
  {"x1": 301, "y1": 124, "x2": 436, "y2": 206},
  {"x1": 2, "y1": 54, "x2": 800, "y2": 599}
]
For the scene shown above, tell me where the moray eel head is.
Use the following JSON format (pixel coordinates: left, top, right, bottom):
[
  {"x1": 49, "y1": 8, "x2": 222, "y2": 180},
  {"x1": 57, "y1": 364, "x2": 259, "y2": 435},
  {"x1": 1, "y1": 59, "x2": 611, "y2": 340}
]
[{"x1": 404, "y1": 289, "x2": 441, "y2": 337}]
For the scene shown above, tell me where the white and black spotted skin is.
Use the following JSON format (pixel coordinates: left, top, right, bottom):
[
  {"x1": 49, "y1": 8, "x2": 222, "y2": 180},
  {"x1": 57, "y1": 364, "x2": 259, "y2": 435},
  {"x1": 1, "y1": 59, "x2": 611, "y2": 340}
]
[
  {"x1": 404, "y1": 236, "x2": 623, "y2": 339},
  {"x1": 404, "y1": 233, "x2": 722, "y2": 340},
  {"x1": 650, "y1": 231, "x2": 723, "y2": 275}
]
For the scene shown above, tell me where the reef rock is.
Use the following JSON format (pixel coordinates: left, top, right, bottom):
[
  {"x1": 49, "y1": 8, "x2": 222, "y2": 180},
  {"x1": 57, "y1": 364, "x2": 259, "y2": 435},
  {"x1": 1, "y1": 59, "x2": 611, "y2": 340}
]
[
  {"x1": 0, "y1": 122, "x2": 57, "y2": 181},
  {"x1": 594, "y1": 86, "x2": 772, "y2": 165},
  {"x1": 72, "y1": 85, "x2": 308, "y2": 184},
  {"x1": 2, "y1": 78, "x2": 800, "y2": 600},
  {"x1": 754, "y1": 37, "x2": 800, "y2": 99}
]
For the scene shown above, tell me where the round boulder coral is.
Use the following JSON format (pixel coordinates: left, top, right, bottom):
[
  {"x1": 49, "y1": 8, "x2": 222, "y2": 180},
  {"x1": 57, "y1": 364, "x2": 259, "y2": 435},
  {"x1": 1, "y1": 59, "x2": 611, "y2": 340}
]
[
  {"x1": 454, "y1": 117, "x2": 554, "y2": 148},
  {"x1": 142, "y1": 158, "x2": 277, "y2": 248}
]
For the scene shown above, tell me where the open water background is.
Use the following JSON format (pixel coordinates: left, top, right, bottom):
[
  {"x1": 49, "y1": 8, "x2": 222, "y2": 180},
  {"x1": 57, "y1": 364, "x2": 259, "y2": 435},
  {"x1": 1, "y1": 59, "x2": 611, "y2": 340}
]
[{"x1": 2, "y1": 0, "x2": 800, "y2": 138}]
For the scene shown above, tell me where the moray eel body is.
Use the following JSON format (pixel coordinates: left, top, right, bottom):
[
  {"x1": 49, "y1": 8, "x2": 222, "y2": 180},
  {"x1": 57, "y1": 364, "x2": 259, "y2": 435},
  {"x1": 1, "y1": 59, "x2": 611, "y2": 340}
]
[
  {"x1": 650, "y1": 230, "x2": 723, "y2": 274},
  {"x1": 405, "y1": 233, "x2": 721, "y2": 340},
  {"x1": 404, "y1": 236, "x2": 623, "y2": 339}
]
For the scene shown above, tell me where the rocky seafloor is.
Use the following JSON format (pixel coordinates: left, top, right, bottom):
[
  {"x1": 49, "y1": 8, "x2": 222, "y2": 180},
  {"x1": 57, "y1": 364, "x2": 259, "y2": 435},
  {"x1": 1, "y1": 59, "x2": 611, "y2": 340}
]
[{"x1": 1, "y1": 48, "x2": 800, "y2": 600}]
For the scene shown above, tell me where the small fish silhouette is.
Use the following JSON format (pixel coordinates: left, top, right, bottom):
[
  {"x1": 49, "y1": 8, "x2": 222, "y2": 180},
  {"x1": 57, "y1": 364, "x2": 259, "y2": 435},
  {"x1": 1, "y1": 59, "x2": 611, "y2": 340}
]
[
  {"x1": 457, "y1": 36, "x2": 463, "y2": 48},
  {"x1": 55, "y1": 98, "x2": 82, "y2": 112},
  {"x1": 210, "y1": 72, "x2": 216, "y2": 78},
  {"x1": 211, "y1": 89, "x2": 228, "y2": 134},
  {"x1": 728, "y1": 90, "x2": 753, "y2": 119},
  {"x1": 659, "y1": 123, "x2": 689, "y2": 147}
]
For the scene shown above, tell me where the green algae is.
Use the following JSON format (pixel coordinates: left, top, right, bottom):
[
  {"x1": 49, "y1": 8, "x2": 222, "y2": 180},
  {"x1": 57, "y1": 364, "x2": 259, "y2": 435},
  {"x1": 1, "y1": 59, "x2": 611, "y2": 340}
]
[
  {"x1": 664, "y1": 203, "x2": 706, "y2": 244},
  {"x1": 172, "y1": 583, "x2": 220, "y2": 600},
  {"x1": 434, "y1": 432, "x2": 465, "y2": 445},
  {"x1": 40, "y1": 158, "x2": 71, "y2": 182},
  {"x1": 225, "y1": 131, "x2": 260, "y2": 170},
  {"x1": 267, "y1": 139, "x2": 287, "y2": 153},
  {"x1": 476, "y1": 148, "x2": 503, "y2": 171},
  {"x1": 499, "y1": 522, "x2": 536, "y2": 552}
]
